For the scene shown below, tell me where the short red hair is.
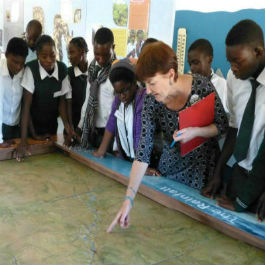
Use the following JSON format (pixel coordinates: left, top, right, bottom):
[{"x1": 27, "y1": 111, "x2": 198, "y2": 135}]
[{"x1": 136, "y1": 41, "x2": 178, "y2": 82}]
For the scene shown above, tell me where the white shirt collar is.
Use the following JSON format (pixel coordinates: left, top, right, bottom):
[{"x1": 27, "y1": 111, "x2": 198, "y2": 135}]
[
  {"x1": 1, "y1": 58, "x2": 24, "y2": 79},
  {"x1": 38, "y1": 60, "x2": 59, "y2": 80},
  {"x1": 256, "y1": 66, "x2": 265, "y2": 87},
  {"x1": 74, "y1": 66, "x2": 88, "y2": 77},
  {"x1": 209, "y1": 68, "x2": 217, "y2": 80}
]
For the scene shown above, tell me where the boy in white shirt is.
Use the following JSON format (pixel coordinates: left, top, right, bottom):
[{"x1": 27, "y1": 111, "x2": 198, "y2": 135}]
[
  {"x1": 0, "y1": 37, "x2": 28, "y2": 147},
  {"x1": 79, "y1": 27, "x2": 116, "y2": 149},
  {"x1": 25, "y1": 20, "x2": 42, "y2": 63},
  {"x1": 202, "y1": 20, "x2": 265, "y2": 217},
  {"x1": 188, "y1": 39, "x2": 228, "y2": 112}
]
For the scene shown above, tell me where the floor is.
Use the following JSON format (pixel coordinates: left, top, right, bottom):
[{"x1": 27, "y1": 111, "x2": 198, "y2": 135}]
[{"x1": 0, "y1": 153, "x2": 264, "y2": 264}]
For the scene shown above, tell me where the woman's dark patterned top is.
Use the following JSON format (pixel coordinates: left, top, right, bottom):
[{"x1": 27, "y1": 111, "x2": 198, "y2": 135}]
[{"x1": 135, "y1": 74, "x2": 228, "y2": 189}]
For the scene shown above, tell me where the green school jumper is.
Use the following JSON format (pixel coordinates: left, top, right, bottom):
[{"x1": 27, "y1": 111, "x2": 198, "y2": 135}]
[
  {"x1": 27, "y1": 60, "x2": 67, "y2": 135},
  {"x1": 68, "y1": 67, "x2": 87, "y2": 129}
]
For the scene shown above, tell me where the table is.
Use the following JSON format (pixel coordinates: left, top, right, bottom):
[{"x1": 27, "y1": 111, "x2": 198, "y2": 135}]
[{"x1": 0, "y1": 152, "x2": 264, "y2": 264}]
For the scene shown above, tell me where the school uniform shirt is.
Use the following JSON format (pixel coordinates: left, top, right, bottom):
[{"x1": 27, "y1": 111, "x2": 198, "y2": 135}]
[
  {"x1": 78, "y1": 68, "x2": 114, "y2": 129},
  {"x1": 210, "y1": 69, "x2": 228, "y2": 113},
  {"x1": 63, "y1": 66, "x2": 88, "y2": 99},
  {"x1": 106, "y1": 87, "x2": 146, "y2": 160},
  {"x1": 21, "y1": 60, "x2": 68, "y2": 134},
  {"x1": 0, "y1": 58, "x2": 24, "y2": 143},
  {"x1": 227, "y1": 68, "x2": 265, "y2": 171},
  {"x1": 21, "y1": 60, "x2": 68, "y2": 95},
  {"x1": 62, "y1": 66, "x2": 88, "y2": 129},
  {"x1": 114, "y1": 103, "x2": 135, "y2": 158},
  {"x1": 25, "y1": 48, "x2": 37, "y2": 64}
]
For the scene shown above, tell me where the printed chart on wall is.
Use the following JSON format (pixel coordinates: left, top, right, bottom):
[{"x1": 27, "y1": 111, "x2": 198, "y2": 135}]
[
  {"x1": 126, "y1": 0, "x2": 150, "y2": 59},
  {"x1": 111, "y1": 0, "x2": 151, "y2": 58},
  {"x1": 22, "y1": 0, "x2": 153, "y2": 62}
]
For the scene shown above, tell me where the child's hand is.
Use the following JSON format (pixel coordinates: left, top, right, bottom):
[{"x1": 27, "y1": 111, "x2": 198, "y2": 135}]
[
  {"x1": 72, "y1": 131, "x2": 81, "y2": 144},
  {"x1": 32, "y1": 133, "x2": 51, "y2": 141},
  {"x1": 63, "y1": 133, "x2": 79, "y2": 147},
  {"x1": 145, "y1": 167, "x2": 161, "y2": 176},
  {"x1": 0, "y1": 140, "x2": 15, "y2": 148},
  {"x1": 63, "y1": 133, "x2": 73, "y2": 147},
  {"x1": 217, "y1": 197, "x2": 235, "y2": 211},
  {"x1": 16, "y1": 142, "x2": 31, "y2": 162},
  {"x1": 75, "y1": 127, "x2": 82, "y2": 137},
  {"x1": 64, "y1": 129, "x2": 80, "y2": 147},
  {"x1": 201, "y1": 174, "x2": 222, "y2": 199},
  {"x1": 92, "y1": 149, "x2": 105, "y2": 158}
]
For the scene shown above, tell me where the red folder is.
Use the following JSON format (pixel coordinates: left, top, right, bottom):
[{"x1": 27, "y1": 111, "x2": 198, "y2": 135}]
[{"x1": 179, "y1": 92, "x2": 215, "y2": 156}]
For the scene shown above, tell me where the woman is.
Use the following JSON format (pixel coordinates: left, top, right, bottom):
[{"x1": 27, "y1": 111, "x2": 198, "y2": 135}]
[
  {"x1": 92, "y1": 58, "x2": 160, "y2": 176},
  {"x1": 107, "y1": 41, "x2": 228, "y2": 232}
]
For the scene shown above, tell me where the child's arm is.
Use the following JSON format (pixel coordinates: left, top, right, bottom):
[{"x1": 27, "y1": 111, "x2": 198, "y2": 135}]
[
  {"x1": 92, "y1": 130, "x2": 114, "y2": 158},
  {"x1": 27, "y1": 114, "x2": 50, "y2": 140},
  {"x1": 16, "y1": 89, "x2": 32, "y2": 161},
  {"x1": 66, "y1": 98, "x2": 73, "y2": 129},
  {"x1": 28, "y1": 115, "x2": 37, "y2": 138},
  {"x1": 59, "y1": 96, "x2": 76, "y2": 143},
  {"x1": 0, "y1": 142, "x2": 14, "y2": 148},
  {"x1": 61, "y1": 75, "x2": 73, "y2": 129},
  {"x1": 201, "y1": 127, "x2": 238, "y2": 198},
  {"x1": 93, "y1": 96, "x2": 119, "y2": 157}
]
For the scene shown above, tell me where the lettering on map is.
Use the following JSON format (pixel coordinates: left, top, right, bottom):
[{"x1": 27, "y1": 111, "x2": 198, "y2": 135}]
[{"x1": 159, "y1": 186, "x2": 238, "y2": 224}]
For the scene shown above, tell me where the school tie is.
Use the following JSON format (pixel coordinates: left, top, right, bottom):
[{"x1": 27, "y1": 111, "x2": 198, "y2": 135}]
[{"x1": 234, "y1": 79, "x2": 259, "y2": 162}]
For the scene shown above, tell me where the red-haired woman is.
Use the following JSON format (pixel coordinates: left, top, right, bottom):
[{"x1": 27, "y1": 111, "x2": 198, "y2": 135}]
[{"x1": 107, "y1": 41, "x2": 228, "y2": 232}]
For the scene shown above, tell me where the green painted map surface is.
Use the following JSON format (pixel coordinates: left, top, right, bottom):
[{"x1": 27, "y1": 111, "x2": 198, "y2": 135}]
[{"x1": 0, "y1": 153, "x2": 263, "y2": 264}]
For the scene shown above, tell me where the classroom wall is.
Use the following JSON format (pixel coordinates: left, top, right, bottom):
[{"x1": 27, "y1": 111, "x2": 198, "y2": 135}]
[
  {"x1": 173, "y1": 8, "x2": 265, "y2": 77},
  {"x1": 148, "y1": 0, "x2": 175, "y2": 45},
  {"x1": 19, "y1": 0, "x2": 175, "y2": 64},
  {"x1": 2, "y1": 0, "x2": 24, "y2": 52},
  {"x1": 0, "y1": 0, "x2": 3, "y2": 53},
  {"x1": 23, "y1": 0, "x2": 88, "y2": 65}
]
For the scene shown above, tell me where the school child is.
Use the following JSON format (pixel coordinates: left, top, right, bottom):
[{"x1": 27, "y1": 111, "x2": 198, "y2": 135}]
[
  {"x1": 62, "y1": 37, "x2": 89, "y2": 130},
  {"x1": 78, "y1": 27, "x2": 116, "y2": 149},
  {"x1": 188, "y1": 39, "x2": 228, "y2": 112},
  {"x1": 0, "y1": 37, "x2": 28, "y2": 147},
  {"x1": 202, "y1": 20, "x2": 265, "y2": 214},
  {"x1": 141, "y1": 37, "x2": 158, "y2": 51},
  {"x1": 92, "y1": 58, "x2": 160, "y2": 176},
  {"x1": 25, "y1": 19, "x2": 42, "y2": 63},
  {"x1": 17, "y1": 35, "x2": 73, "y2": 161}
]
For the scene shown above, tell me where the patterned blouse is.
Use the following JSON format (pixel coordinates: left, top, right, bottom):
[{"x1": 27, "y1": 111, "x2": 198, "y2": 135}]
[{"x1": 135, "y1": 74, "x2": 229, "y2": 190}]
